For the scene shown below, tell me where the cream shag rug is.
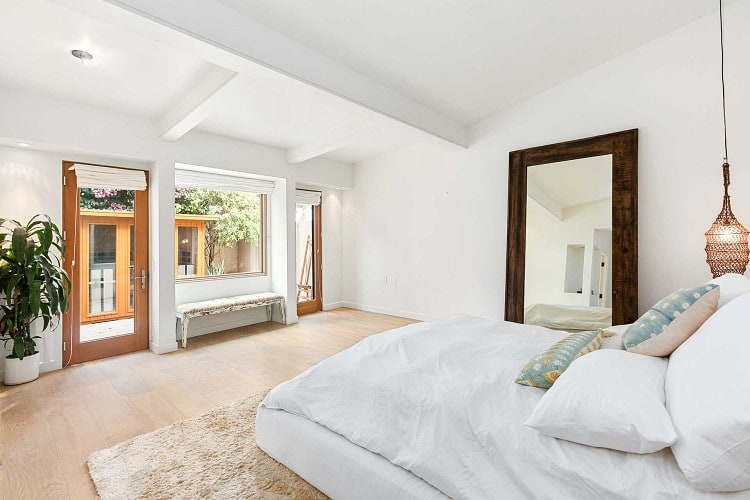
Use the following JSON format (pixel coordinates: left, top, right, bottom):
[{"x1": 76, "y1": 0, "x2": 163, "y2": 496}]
[{"x1": 87, "y1": 391, "x2": 326, "y2": 499}]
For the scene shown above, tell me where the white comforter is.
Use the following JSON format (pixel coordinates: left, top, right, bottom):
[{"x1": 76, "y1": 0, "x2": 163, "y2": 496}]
[{"x1": 262, "y1": 315, "x2": 742, "y2": 499}]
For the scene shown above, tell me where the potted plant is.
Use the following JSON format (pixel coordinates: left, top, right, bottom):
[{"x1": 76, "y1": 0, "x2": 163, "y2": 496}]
[{"x1": 0, "y1": 214, "x2": 70, "y2": 385}]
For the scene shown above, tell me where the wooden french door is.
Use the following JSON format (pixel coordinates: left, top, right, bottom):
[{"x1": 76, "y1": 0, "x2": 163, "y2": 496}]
[
  {"x1": 62, "y1": 162, "x2": 149, "y2": 365},
  {"x1": 297, "y1": 200, "x2": 322, "y2": 316}
]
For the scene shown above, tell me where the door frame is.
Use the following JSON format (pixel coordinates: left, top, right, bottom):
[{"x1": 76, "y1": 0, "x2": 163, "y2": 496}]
[
  {"x1": 297, "y1": 201, "x2": 323, "y2": 316},
  {"x1": 61, "y1": 161, "x2": 150, "y2": 365}
]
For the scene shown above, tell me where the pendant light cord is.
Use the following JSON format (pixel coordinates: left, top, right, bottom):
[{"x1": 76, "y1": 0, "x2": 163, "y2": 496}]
[{"x1": 720, "y1": 0, "x2": 729, "y2": 163}]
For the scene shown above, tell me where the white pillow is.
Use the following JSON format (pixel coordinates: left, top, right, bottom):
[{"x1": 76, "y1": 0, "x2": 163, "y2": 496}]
[
  {"x1": 524, "y1": 349, "x2": 676, "y2": 454},
  {"x1": 667, "y1": 291, "x2": 750, "y2": 492},
  {"x1": 708, "y1": 272, "x2": 750, "y2": 308},
  {"x1": 600, "y1": 324, "x2": 630, "y2": 350}
]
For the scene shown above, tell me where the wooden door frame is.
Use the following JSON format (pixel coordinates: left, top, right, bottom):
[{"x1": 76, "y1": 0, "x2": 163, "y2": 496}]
[
  {"x1": 61, "y1": 162, "x2": 150, "y2": 365},
  {"x1": 297, "y1": 202, "x2": 323, "y2": 316}
]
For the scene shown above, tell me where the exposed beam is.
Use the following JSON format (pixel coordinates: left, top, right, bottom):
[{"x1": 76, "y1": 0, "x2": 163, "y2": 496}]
[
  {"x1": 527, "y1": 181, "x2": 564, "y2": 221},
  {"x1": 50, "y1": 0, "x2": 467, "y2": 148},
  {"x1": 288, "y1": 120, "x2": 377, "y2": 164},
  {"x1": 159, "y1": 67, "x2": 238, "y2": 141}
]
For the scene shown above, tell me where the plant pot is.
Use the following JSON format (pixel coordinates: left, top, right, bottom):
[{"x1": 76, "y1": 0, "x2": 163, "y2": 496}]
[{"x1": 4, "y1": 352, "x2": 41, "y2": 385}]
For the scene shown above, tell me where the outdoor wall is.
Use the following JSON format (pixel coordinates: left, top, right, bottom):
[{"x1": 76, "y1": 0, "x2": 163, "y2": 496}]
[
  {"x1": 0, "y1": 90, "x2": 353, "y2": 376},
  {"x1": 525, "y1": 198, "x2": 611, "y2": 309},
  {"x1": 343, "y1": 1, "x2": 750, "y2": 320}
]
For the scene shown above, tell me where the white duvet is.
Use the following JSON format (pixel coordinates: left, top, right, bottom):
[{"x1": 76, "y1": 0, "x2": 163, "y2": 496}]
[{"x1": 262, "y1": 315, "x2": 744, "y2": 499}]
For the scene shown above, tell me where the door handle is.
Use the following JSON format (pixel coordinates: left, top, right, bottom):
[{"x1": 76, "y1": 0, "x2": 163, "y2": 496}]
[{"x1": 134, "y1": 268, "x2": 147, "y2": 290}]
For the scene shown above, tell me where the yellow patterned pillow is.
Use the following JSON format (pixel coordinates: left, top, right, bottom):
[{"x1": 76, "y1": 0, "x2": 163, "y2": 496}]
[{"x1": 516, "y1": 330, "x2": 604, "y2": 389}]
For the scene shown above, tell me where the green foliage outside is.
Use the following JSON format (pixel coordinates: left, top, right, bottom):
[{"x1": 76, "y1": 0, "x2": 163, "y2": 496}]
[{"x1": 79, "y1": 188, "x2": 134, "y2": 211}]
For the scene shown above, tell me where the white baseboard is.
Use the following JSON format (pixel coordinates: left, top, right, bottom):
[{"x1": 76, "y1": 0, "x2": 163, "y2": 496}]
[
  {"x1": 341, "y1": 302, "x2": 431, "y2": 321},
  {"x1": 323, "y1": 301, "x2": 346, "y2": 310},
  {"x1": 150, "y1": 340, "x2": 178, "y2": 355}
]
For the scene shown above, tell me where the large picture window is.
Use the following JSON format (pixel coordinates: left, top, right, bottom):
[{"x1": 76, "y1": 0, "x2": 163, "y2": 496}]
[{"x1": 174, "y1": 186, "x2": 267, "y2": 280}]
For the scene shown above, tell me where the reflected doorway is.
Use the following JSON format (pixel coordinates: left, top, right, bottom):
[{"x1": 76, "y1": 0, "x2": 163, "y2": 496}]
[
  {"x1": 62, "y1": 162, "x2": 149, "y2": 365},
  {"x1": 296, "y1": 192, "x2": 322, "y2": 316}
]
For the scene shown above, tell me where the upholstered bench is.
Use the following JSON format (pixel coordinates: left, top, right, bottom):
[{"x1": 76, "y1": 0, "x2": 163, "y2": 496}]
[{"x1": 175, "y1": 292, "x2": 286, "y2": 348}]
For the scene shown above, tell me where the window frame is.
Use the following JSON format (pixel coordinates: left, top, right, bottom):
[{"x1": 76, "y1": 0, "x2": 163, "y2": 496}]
[{"x1": 174, "y1": 192, "x2": 268, "y2": 283}]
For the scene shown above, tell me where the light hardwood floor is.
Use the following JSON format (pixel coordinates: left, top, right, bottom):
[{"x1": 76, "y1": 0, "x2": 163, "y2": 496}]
[{"x1": 0, "y1": 308, "x2": 416, "y2": 500}]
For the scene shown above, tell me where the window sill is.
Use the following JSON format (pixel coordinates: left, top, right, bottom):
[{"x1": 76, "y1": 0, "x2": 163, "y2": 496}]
[{"x1": 175, "y1": 272, "x2": 267, "y2": 284}]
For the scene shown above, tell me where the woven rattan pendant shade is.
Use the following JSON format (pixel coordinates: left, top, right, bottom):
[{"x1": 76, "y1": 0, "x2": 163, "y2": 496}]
[
  {"x1": 704, "y1": 0, "x2": 749, "y2": 278},
  {"x1": 705, "y1": 163, "x2": 750, "y2": 278}
]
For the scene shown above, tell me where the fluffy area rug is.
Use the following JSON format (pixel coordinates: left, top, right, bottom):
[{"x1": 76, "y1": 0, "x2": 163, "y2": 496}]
[{"x1": 87, "y1": 390, "x2": 326, "y2": 499}]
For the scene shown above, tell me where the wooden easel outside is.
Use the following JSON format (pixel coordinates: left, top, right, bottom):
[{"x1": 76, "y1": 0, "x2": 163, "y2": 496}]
[{"x1": 297, "y1": 235, "x2": 313, "y2": 301}]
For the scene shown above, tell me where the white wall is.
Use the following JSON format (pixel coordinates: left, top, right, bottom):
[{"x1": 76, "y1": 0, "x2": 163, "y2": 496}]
[
  {"x1": 525, "y1": 198, "x2": 611, "y2": 308},
  {"x1": 344, "y1": 1, "x2": 750, "y2": 320},
  {"x1": 0, "y1": 88, "x2": 352, "y2": 376}
]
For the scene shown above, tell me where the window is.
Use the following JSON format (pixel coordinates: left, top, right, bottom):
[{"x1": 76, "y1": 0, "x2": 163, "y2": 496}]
[{"x1": 174, "y1": 186, "x2": 267, "y2": 280}]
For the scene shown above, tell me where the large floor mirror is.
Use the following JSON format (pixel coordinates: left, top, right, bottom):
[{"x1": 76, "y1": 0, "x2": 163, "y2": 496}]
[{"x1": 505, "y1": 129, "x2": 638, "y2": 328}]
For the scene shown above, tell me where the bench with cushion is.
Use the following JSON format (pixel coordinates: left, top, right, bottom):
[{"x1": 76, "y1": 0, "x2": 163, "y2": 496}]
[{"x1": 175, "y1": 292, "x2": 286, "y2": 347}]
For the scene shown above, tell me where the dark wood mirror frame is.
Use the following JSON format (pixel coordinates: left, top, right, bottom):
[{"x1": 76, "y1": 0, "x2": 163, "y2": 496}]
[{"x1": 504, "y1": 129, "x2": 639, "y2": 326}]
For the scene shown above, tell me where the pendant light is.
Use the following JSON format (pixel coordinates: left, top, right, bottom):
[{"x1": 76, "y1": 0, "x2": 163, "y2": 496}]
[{"x1": 705, "y1": 0, "x2": 749, "y2": 278}]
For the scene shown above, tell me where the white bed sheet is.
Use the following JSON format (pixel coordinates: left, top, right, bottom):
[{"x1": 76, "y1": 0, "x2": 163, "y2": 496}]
[
  {"x1": 256, "y1": 405, "x2": 447, "y2": 500},
  {"x1": 260, "y1": 314, "x2": 747, "y2": 499}
]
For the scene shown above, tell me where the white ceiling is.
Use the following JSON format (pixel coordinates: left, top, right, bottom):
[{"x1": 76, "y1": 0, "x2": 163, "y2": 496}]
[
  {"x1": 0, "y1": 0, "x2": 213, "y2": 119},
  {"x1": 0, "y1": 0, "x2": 735, "y2": 165},
  {"x1": 528, "y1": 155, "x2": 612, "y2": 210},
  {"x1": 219, "y1": 0, "x2": 732, "y2": 123}
]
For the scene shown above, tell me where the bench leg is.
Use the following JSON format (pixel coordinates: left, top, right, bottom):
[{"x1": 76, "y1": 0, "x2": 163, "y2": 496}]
[
  {"x1": 266, "y1": 304, "x2": 272, "y2": 322},
  {"x1": 182, "y1": 317, "x2": 190, "y2": 348},
  {"x1": 280, "y1": 301, "x2": 286, "y2": 324}
]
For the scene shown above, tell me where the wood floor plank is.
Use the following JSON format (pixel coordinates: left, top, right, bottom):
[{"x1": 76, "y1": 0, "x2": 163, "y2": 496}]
[{"x1": 0, "y1": 308, "x2": 415, "y2": 499}]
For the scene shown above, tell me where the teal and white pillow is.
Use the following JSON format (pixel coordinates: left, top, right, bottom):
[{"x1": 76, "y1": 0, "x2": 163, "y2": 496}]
[
  {"x1": 623, "y1": 284, "x2": 719, "y2": 357},
  {"x1": 516, "y1": 330, "x2": 604, "y2": 389}
]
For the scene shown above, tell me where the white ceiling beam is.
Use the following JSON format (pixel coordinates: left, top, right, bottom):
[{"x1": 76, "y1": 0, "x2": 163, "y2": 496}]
[
  {"x1": 527, "y1": 181, "x2": 564, "y2": 221},
  {"x1": 50, "y1": 0, "x2": 467, "y2": 148},
  {"x1": 288, "y1": 120, "x2": 377, "y2": 164},
  {"x1": 159, "y1": 67, "x2": 238, "y2": 141}
]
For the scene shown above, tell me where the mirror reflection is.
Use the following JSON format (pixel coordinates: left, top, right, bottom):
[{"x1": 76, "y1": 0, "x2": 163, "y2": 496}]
[{"x1": 524, "y1": 154, "x2": 613, "y2": 331}]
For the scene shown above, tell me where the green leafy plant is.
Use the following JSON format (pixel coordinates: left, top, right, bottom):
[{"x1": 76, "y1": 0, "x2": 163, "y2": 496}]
[{"x1": 0, "y1": 215, "x2": 71, "y2": 360}]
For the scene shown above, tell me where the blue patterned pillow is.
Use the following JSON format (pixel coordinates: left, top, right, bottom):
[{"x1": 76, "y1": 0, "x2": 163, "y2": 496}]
[
  {"x1": 516, "y1": 330, "x2": 603, "y2": 388},
  {"x1": 622, "y1": 284, "x2": 719, "y2": 357}
]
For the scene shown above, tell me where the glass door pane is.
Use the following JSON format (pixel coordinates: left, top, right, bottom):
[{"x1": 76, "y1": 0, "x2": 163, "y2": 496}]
[
  {"x1": 79, "y1": 188, "x2": 136, "y2": 342},
  {"x1": 177, "y1": 226, "x2": 199, "y2": 277},
  {"x1": 296, "y1": 203, "x2": 315, "y2": 303},
  {"x1": 88, "y1": 224, "x2": 117, "y2": 314}
]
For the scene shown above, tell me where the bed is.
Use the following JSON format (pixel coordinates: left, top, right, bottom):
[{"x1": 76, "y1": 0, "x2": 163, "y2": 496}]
[
  {"x1": 523, "y1": 303, "x2": 612, "y2": 331},
  {"x1": 256, "y1": 313, "x2": 748, "y2": 499}
]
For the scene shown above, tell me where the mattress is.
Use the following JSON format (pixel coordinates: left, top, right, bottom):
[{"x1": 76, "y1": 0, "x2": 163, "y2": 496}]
[
  {"x1": 256, "y1": 405, "x2": 447, "y2": 500},
  {"x1": 524, "y1": 303, "x2": 612, "y2": 330},
  {"x1": 258, "y1": 314, "x2": 746, "y2": 499}
]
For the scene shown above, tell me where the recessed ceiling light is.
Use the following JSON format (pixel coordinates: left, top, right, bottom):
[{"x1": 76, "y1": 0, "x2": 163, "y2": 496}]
[
  {"x1": 71, "y1": 49, "x2": 93, "y2": 64},
  {"x1": 16, "y1": 142, "x2": 31, "y2": 147}
]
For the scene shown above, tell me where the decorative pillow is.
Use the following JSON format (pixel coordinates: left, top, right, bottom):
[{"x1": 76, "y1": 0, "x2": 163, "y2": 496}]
[
  {"x1": 515, "y1": 330, "x2": 603, "y2": 388},
  {"x1": 525, "y1": 349, "x2": 676, "y2": 454},
  {"x1": 667, "y1": 292, "x2": 750, "y2": 492},
  {"x1": 707, "y1": 273, "x2": 750, "y2": 308},
  {"x1": 622, "y1": 284, "x2": 719, "y2": 356},
  {"x1": 600, "y1": 323, "x2": 630, "y2": 350}
]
